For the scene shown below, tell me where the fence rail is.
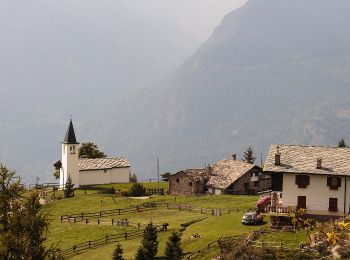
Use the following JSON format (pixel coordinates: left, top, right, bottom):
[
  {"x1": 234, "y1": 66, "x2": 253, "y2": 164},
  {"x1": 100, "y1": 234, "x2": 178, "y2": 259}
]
[
  {"x1": 61, "y1": 204, "x2": 256, "y2": 223},
  {"x1": 60, "y1": 202, "x2": 256, "y2": 222},
  {"x1": 186, "y1": 236, "x2": 241, "y2": 260},
  {"x1": 61, "y1": 225, "x2": 165, "y2": 258}
]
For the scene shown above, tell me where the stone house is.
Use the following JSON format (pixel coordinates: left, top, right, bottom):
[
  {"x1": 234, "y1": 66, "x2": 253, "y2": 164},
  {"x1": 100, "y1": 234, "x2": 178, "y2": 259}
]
[
  {"x1": 207, "y1": 157, "x2": 269, "y2": 195},
  {"x1": 168, "y1": 168, "x2": 210, "y2": 195},
  {"x1": 264, "y1": 144, "x2": 350, "y2": 216}
]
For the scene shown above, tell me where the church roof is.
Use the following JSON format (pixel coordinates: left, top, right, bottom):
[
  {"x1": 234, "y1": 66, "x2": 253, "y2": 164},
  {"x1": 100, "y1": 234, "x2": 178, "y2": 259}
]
[
  {"x1": 78, "y1": 157, "x2": 130, "y2": 171},
  {"x1": 63, "y1": 119, "x2": 79, "y2": 144}
]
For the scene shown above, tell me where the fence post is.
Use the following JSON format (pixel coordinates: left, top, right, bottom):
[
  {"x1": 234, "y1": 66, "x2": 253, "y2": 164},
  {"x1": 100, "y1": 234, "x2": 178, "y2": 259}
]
[
  {"x1": 88, "y1": 241, "x2": 91, "y2": 248},
  {"x1": 99, "y1": 211, "x2": 102, "y2": 218},
  {"x1": 81, "y1": 212, "x2": 84, "y2": 219},
  {"x1": 201, "y1": 208, "x2": 203, "y2": 214},
  {"x1": 86, "y1": 219, "x2": 89, "y2": 224},
  {"x1": 118, "y1": 209, "x2": 121, "y2": 215},
  {"x1": 125, "y1": 233, "x2": 128, "y2": 240},
  {"x1": 138, "y1": 223, "x2": 140, "y2": 229},
  {"x1": 60, "y1": 216, "x2": 63, "y2": 222},
  {"x1": 98, "y1": 219, "x2": 100, "y2": 225},
  {"x1": 112, "y1": 219, "x2": 114, "y2": 225},
  {"x1": 74, "y1": 218, "x2": 76, "y2": 224},
  {"x1": 212, "y1": 209, "x2": 214, "y2": 216}
]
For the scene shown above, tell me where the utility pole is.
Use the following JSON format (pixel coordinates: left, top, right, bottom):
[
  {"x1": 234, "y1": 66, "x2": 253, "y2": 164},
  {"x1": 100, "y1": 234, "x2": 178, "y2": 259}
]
[{"x1": 157, "y1": 158, "x2": 160, "y2": 195}]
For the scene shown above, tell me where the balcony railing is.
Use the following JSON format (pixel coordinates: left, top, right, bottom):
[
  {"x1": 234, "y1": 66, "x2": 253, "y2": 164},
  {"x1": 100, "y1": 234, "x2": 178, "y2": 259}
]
[{"x1": 264, "y1": 205, "x2": 295, "y2": 215}]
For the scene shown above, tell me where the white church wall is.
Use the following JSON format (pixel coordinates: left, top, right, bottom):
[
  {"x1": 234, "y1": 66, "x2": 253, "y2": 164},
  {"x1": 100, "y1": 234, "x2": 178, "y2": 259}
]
[
  {"x1": 79, "y1": 168, "x2": 130, "y2": 186},
  {"x1": 110, "y1": 168, "x2": 130, "y2": 183}
]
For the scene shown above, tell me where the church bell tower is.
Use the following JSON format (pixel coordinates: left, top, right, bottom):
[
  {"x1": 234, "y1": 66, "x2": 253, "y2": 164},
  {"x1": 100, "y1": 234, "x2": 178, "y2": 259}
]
[{"x1": 60, "y1": 119, "x2": 80, "y2": 188}]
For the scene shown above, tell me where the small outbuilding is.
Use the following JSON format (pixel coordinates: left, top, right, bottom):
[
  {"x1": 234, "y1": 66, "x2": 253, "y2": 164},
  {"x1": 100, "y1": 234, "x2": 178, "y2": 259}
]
[{"x1": 169, "y1": 168, "x2": 210, "y2": 196}]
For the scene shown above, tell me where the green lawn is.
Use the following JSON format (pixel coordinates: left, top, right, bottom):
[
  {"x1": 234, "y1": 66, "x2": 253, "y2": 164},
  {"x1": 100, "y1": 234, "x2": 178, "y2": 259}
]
[
  {"x1": 41, "y1": 190, "x2": 268, "y2": 259},
  {"x1": 257, "y1": 229, "x2": 309, "y2": 249}
]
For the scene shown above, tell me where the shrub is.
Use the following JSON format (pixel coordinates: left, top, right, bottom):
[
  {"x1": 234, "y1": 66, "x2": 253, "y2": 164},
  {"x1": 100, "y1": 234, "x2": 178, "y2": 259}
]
[
  {"x1": 129, "y1": 183, "x2": 146, "y2": 197},
  {"x1": 256, "y1": 196, "x2": 271, "y2": 213}
]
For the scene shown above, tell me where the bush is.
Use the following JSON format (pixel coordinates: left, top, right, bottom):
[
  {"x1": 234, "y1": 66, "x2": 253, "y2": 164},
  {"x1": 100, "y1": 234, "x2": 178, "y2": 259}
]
[
  {"x1": 129, "y1": 183, "x2": 146, "y2": 197},
  {"x1": 256, "y1": 196, "x2": 271, "y2": 213}
]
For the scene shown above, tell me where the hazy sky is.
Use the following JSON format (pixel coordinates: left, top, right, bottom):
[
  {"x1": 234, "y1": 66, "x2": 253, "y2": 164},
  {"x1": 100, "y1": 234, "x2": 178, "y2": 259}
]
[{"x1": 128, "y1": 0, "x2": 248, "y2": 42}]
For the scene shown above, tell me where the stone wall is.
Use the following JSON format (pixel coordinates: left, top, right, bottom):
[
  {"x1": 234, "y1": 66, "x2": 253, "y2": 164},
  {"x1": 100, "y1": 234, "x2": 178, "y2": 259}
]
[{"x1": 169, "y1": 172, "x2": 205, "y2": 195}]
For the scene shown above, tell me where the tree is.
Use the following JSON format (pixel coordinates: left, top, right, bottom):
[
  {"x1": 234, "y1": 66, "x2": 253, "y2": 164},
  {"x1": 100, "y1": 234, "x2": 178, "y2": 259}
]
[
  {"x1": 338, "y1": 138, "x2": 348, "y2": 148},
  {"x1": 135, "y1": 223, "x2": 158, "y2": 260},
  {"x1": 112, "y1": 243, "x2": 124, "y2": 260},
  {"x1": 242, "y1": 146, "x2": 256, "y2": 164},
  {"x1": 164, "y1": 231, "x2": 183, "y2": 260},
  {"x1": 160, "y1": 172, "x2": 171, "y2": 182},
  {"x1": 129, "y1": 183, "x2": 145, "y2": 197},
  {"x1": 64, "y1": 175, "x2": 74, "y2": 198},
  {"x1": 0, "y1": 164, "x2": 60, "y2": 259},
  {"x1": 129, "y1": 173, "x2": 138, "y2": 183},
  {"x1": 53, "y1": 169, "x2": 60, "y2": 180},
  {"x1": 78, "y1": 142, "x2": 107, "y2": 159}
]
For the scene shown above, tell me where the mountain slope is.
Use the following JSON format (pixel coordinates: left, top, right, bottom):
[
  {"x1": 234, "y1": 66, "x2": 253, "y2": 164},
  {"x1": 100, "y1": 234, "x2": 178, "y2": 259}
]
[
  {"x1": 0, "y1": 0, "x2": 242, "y2": 182},
  {"x1": 96, "y1": 0, "x2": 350, "y2": 177}
]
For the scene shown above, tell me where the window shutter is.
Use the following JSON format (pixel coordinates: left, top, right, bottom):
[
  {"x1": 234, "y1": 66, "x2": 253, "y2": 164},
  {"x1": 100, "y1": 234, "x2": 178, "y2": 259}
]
[
  {"x1": 327, "y1": 177, "x2": 331, "y2": 187},
  {"x1": 337, "y1": 177, "x2": 341, "y2": 188},
  {"x1": 295, "y1": 175, "x2": 299, "y2": 185}
]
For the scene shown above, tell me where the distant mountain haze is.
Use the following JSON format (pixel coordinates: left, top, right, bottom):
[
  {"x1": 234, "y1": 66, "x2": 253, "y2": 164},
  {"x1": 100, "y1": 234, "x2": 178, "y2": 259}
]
[
  {"x1": 0, "y1": 0, "x2": 244, "y2": 182},
  {"x1": 92, "y1": 0, "x2": 350, "y2": 178}
]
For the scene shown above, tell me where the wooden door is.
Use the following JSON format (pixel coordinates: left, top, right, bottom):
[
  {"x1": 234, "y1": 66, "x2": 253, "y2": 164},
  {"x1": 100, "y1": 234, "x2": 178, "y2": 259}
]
[{"x1": 329, "y1": 198, "x2": 338, "y2": 212}]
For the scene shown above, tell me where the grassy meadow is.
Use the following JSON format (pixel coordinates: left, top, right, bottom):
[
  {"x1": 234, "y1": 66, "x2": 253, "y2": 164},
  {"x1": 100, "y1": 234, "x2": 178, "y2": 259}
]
[{"x1": 41, "y1": 182, "x2": 306, "y2": 259}]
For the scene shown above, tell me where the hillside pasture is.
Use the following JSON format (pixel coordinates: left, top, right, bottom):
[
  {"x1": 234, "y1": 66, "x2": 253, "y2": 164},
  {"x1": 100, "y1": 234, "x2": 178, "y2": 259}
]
[{"x1": 42, "y1": 189, "x2": 262, "y2": 259}]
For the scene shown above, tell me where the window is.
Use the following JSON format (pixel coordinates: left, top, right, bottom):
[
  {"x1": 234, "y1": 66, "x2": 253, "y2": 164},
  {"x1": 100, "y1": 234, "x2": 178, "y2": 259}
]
[
  {"x1": 297, "y1": 196, "x2": 306, "y2": 209},
  {"x1": 104, "y1": 169, "x2": 107, "y2": 173},
  {"x1": 189, "y1": 182, "x2": 192, "y2": 187},
  {"x1": 329, "y1": 198, "x2": 338, "y2": 212},
  {"x1": 295, "y1": 175, "x2": 310, "y2": 188},
  {"x1": 327, "y1": 177, "x2": 341, "y2": 190},
  {"x1": 254, "y1": 182, "x2": 259, "y2": 187},
  {"x1": 70, "y1": 146, "x2": 75, "y2": 154},
  {"x1": 176, "y1": 178, "x2": 179, "y2": 183}
]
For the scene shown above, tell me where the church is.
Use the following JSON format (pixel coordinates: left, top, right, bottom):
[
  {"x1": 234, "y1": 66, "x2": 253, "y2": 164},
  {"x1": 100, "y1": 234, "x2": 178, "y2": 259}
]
[{"x1": 55, "y1": 120, "x2": 131, "y2": 188}]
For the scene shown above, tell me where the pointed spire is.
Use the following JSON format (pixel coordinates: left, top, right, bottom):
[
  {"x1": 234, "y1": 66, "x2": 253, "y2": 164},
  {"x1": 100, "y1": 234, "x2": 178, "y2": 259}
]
[{"x1": 63, "y1": 119, "x2": 79, "y2": 144}]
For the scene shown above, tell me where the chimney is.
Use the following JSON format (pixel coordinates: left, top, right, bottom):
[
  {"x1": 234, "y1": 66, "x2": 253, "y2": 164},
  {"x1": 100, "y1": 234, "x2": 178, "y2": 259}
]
[
  {"x1": 275, "y1": 146, "x2": 281, "y2": 166},
  {"x1": 232, "y1": 154, "x2": 237, "y2": 161},
  {"x1": 316, "y1": 157, "x2": 322, "y2": 169}
]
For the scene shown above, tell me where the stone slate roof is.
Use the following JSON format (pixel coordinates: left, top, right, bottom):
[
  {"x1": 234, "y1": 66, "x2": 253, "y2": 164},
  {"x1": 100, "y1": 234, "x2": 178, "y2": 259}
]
[
  {"x1": 207, "y1": 159, "x2": 257, "y2": 190},
  {"x1": 63, "y1": 119, "x2": 79, "y2": 144},
  {"x1": 172, "y1": 168, "x2": 210, "y2": 182},
  {"x1": 264, "y1": 144, "x2": 350, "y2": 176},
  {"x1": 78, "y1": 157, "x2": 130, "y2": 171}
]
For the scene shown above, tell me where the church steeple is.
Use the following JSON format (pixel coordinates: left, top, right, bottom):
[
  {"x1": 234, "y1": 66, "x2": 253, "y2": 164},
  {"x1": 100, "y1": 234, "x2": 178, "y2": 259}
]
[{"x1": 63, "y1": 119, "x2": 79, "y2": 144}]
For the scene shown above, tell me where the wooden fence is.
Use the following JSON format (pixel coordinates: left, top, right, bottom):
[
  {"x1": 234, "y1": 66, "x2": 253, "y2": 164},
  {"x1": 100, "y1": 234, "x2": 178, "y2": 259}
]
[
  {"x1": 61, "y1": 225, "x2": 165, "y2": 258},
  {"x1": 60, "y1": 202, "x2": 257, "y2": 223},
  {"x1": 61, "y1": 203, "x2": 161, "y2": 222},
  {"x1": 185, "y1": 236, "x2": 241, "y2": 260}
]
